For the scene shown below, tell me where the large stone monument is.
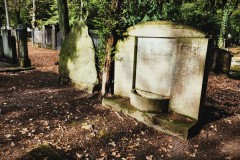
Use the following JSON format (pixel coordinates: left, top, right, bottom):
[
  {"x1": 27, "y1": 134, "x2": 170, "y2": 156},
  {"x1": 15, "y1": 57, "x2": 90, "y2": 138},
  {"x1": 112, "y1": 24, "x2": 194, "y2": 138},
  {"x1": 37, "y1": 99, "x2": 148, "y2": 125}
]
[
  {"x1": 103, "y1": 21, "x2": 211, "y2": 139},
  {"x1": 59, "y1": 22, "x2": 98, "y2": 93},
  {"x1": 16, "y1": 25, "x2": 31, "y2": 67}
]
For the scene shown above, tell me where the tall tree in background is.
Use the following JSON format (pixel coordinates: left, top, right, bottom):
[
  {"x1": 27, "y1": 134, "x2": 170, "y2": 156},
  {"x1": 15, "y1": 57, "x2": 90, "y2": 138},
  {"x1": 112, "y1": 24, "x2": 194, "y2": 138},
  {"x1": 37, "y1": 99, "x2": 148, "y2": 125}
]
[
  {"x1": 4, "y1": 0, "x2": 10, "y2": 28},
  {"x1": 0, "y1": 0, "x2": 4, "y2": 26},
  {"x1": 32, "y1": 0, "x2": 36, "y2": 27},
  {"x1": 217, "y1": 1, "x2": 240, "y2": 48},
  {"x1": 57, "y1": 0, "x2": 70, "y2": 39}
]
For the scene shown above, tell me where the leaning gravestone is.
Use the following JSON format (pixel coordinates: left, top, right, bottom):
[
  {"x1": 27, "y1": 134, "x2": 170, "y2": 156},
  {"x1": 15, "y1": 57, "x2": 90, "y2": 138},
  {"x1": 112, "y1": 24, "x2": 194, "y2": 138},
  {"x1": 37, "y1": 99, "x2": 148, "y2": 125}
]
[
  {"x1": 59, "y1": 22, "x2": 98, "y2": 93},
  {"x1": 103, "y1": 21, "x2": 211, "y2": 139}
]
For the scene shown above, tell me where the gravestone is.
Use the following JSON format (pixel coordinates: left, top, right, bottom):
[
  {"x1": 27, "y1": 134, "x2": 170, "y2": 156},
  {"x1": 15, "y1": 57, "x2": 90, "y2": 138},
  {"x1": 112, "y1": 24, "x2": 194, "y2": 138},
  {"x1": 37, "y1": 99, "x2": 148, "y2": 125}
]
[
  {"x1": 52, "y1": 25, "x2": 59, "y2": 50},
  {"x1": 57, "y1": 31, "x2": 63, "y2": 50},
  {"x1": 59, "y1": 22, "x2": 98, "y2": 93},
  {"x1": 42, "y1": 25, "x2": 46, "y2": 48},
  {"x1": 1, "y1": 26, "x2": 17, "y2": 64},
  {"x1": 209, "y1": 48, "x2": 232, "y2": 74},
  {"x1": 42, "y1": 25, "x2": 53, "y2": 48},
  {"x1": 32, "y1": 27, "x2": 42, "y2": 46},
  {"x1": 103, "y1": 21, "x2": 211, "y2": 139},
  {"x1": 0, "y1": 34, "x2": 3, "y2": 58},
  {"x1": 16, "y1": 24, "x2": 31, "y2": 67},
  {"x1": 229, "y1": 57, "x2": 240, "y2": 79}
]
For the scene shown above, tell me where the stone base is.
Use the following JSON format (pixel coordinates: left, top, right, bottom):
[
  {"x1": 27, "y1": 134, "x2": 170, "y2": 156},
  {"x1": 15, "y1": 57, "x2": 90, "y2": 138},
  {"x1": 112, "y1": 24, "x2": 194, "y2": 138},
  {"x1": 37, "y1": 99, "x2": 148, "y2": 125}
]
[
  {"x1": 19, "y1": 58, "x2": 31, "y2": 67},
  {"x1": 229, "y1": 57, "x2": 240, "y2": 79},
  {"x1": 229, "y1": 71, "x2": 240, "y2": 79},
  {"x1": 102, "y1": 96, "x2": 198, "y2": 139},
  {"x1": 130, "y1": 89, "x2": 169, "y2": 113}
]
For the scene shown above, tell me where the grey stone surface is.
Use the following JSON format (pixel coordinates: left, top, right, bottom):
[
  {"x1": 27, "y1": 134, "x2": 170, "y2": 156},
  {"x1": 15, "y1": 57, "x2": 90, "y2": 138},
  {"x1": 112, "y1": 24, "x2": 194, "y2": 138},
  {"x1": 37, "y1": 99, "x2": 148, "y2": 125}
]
[
  {"x1": 0, "y1": 35, "x2": 3, "y2": 58},
  {"x1": 16, "y1": 24, "x2": 31, "y2": 67},
  {"x1": 103, "y1": 96, "x2": 197, "y2": 139},
  {"x1": 52, "y1": 25, "x2": 57, "y2": 50},
  {"x1": 229, "y1": 57, "x2": 240, "y2": 79},
  {"x1": 33, "y1": 28, "x2": 42, "y2": 44},
  {"x1": 136, "y1": 38, "x2": 176, "y2": 96},
  {"x1": 114, "y1": 36, "x2": 135, "y2": 97},
  {"x1": 169, "y1": 38, "x2": 208, "y2": 119},
  {"x1": 209, "y1": 48, "x2": 232, "y2": 74},
  {"x1": 59, "y1": 22, "x2": 98, "y2": 93},
  {"x1": 114, "y1": 21, "x2": 209, "y2": 120},
  {"x1": 57, "y1": 31, "x2": 63, "y2": 50},
  {"x1": 127, "y1": 21, "x2": 206, "y2": 38},
  {"x1": 1, "y1": 27, "x2": 17, "y2": 64},
  {"x1": 130, "y1": 89, "x2": 169, "y2": 113}
]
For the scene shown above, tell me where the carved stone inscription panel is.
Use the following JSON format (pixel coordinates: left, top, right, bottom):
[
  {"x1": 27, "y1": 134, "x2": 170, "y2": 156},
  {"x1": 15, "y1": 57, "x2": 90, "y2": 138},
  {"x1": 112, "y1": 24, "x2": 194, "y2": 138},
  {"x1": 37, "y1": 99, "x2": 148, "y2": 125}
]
[
  {"x1": 136, "y1": 38, "x2": 176, "y2": 96},
  {"x1": 170, "y1": 38, "x2": 208, "y2": 119}
]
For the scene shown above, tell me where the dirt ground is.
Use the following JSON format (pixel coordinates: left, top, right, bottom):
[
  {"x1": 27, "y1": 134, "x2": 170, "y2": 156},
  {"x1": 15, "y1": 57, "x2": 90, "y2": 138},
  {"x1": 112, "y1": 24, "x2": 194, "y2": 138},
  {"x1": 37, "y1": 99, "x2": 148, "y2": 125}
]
[{"x1": 0, "y1": 43, "x2": 240, "y2": 160}]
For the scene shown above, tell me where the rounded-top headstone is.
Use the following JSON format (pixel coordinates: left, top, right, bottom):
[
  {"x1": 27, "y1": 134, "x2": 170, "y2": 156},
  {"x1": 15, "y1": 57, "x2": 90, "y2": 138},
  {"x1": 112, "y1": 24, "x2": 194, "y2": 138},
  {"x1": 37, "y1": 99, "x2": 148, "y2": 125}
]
[{"x1": 127, "y1": 21, "x2": 206, "y2": 38}]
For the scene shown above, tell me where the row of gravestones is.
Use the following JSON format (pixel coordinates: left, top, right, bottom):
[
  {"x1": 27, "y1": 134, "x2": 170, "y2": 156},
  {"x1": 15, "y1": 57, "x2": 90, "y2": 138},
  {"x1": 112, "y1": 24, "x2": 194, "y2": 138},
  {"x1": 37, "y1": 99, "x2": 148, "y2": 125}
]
[
  {"x1": 31, "y1": 25, "x2": 62, "y2": 50},
  {"x1": 0, "y1": 25, "x2": 31, "y2": 67}
]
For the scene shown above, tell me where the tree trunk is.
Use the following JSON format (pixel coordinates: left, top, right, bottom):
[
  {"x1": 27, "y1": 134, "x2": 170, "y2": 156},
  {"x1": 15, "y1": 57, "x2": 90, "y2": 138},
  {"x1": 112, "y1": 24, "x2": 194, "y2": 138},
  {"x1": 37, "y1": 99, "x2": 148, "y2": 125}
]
[
  {"x1": 4, "y1": 0, "x2": 10, "y2": 28},
  {"x1": 101, "y1": 35, "x2": 115, "y2": 96},
  {"x1": 218, "y1": 2, "x2": 239, "y2": 48},
  {"x1": 32, "y1": 0, "x2": 36, "y2": 28},
  {"x1": 15, "y1": 0, "x2": 21, "y2": 24},
  {"x1": 57, "y1": 0, "x2": 70, "y2": 40}
]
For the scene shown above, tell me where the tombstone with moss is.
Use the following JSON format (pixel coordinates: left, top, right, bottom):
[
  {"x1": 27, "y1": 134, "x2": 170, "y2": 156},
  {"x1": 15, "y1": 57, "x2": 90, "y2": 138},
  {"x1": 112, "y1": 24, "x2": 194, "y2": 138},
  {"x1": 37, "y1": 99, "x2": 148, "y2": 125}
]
[
  {"x1": 58, "y1": 22, "x2": 98, "y2": 93},
  {"x1": 103, "y1": 21, "x2": 212, "y2": 139}
]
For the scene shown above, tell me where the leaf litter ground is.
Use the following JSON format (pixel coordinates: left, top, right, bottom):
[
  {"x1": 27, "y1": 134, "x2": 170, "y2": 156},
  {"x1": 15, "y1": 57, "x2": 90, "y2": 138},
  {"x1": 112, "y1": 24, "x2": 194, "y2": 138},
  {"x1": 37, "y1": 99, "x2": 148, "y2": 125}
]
[{"x1": 0, "y1": 44, "x2": 239, "y2": 159}]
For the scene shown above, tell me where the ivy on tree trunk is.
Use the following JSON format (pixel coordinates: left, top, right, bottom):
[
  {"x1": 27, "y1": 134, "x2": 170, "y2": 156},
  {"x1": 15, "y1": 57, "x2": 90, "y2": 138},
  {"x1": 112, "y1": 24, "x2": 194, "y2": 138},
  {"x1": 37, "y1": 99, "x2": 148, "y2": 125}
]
[{"x1": 101, "y1": 35, "x2": 115, "y2": 96}]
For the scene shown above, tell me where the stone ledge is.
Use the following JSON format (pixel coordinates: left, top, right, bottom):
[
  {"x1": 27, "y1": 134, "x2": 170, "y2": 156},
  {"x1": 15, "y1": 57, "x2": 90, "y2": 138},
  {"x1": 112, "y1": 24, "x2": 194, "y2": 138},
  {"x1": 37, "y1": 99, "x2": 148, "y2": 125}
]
[
  {"x1": 102, "y1": 96, "x2": 198, "y2": 139},
  {"x1": 0, "y1": 66, "x2": 35, "y2": 72}
]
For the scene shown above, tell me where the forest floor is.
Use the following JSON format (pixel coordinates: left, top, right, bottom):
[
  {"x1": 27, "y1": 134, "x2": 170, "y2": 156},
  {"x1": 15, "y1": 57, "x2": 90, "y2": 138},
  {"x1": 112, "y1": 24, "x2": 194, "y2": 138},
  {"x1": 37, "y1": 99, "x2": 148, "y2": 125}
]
[{"x1": 0, "y1": 44, "x2": 240, "y2": 160}]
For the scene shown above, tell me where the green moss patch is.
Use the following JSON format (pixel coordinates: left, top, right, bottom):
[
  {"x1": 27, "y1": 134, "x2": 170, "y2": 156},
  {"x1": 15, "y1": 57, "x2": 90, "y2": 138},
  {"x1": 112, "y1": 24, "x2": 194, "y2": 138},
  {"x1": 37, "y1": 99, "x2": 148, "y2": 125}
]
[
  {"x1": 19, "y1": 144, "x2": 64, "y2": 160},
  {"x1": 59, "y1": 22, "x2": 85, "y2": 78}
]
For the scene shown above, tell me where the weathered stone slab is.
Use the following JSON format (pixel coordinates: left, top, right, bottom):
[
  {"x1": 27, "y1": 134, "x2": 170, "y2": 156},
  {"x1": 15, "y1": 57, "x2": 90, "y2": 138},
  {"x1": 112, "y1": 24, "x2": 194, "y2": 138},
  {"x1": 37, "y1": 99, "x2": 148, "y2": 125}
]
[
  {"x1": 170, "y1": 38, "x2": 209, "y2": 119},
  {"x1": 114, "y1": 37, "x2": 136, "y2": 97},
  {"x1": 209, "y1": 48, "x2": 232, "y2": 74},
  {"x1": 0, "y1": 35, "x2": 3, "y2": 58},
  {"x1": 33, "y1": 28, "x2": 42, "y2": 44},
  {"x1": 52, "y1": 25, "x2": 58, "y2": 50},
  {"x1": 16, "y1": 24, "x2": 31, "y2": 67},
  {"x1": 1, "y1": 27, "x2": 17, "y2": 64},
  {"x1": 114, "y1": 21, "x2": 209, "y2": 120},
  {"x1": 229, "y1": 57, "x2": 240, "y2": 79},
  {"x1": 127, "y1": 21, "x2": 206, "y2": 38},
  {"x1": 136, "y1": 38, "x2": 176, "y2": 96},
  {"x1": 57, "y1": 31, "x2": 63, "y2": 50},
  {"x1": 108, "y1": 21, "x2": 210, "y2": 138},
  {"x1": 59, "y1": 22, "x2": 98, "y2": 93}
]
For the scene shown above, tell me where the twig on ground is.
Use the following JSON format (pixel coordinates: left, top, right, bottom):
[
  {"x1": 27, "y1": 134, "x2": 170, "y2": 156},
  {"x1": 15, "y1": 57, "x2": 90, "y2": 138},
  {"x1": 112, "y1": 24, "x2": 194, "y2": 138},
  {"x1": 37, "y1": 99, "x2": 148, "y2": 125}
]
[{"x1": 114, "y1": 111, "x2": 124, "y2": 121}]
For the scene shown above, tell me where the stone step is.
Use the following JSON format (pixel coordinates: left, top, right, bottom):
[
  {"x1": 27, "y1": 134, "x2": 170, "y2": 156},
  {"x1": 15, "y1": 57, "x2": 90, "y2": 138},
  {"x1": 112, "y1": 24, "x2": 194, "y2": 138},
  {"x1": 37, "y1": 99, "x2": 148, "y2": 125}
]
[{"x1": 102, "y1": 96, "x2": 198, "y2": 139}]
